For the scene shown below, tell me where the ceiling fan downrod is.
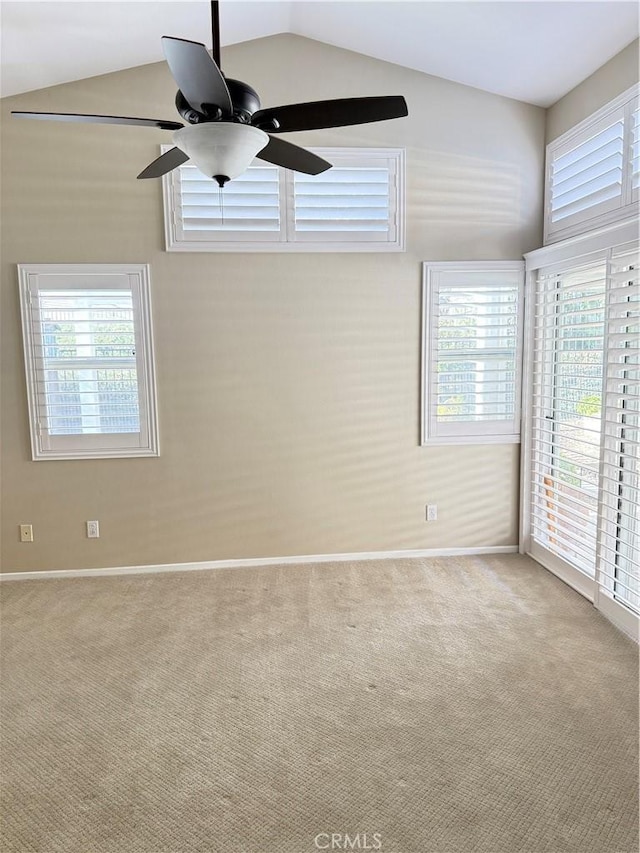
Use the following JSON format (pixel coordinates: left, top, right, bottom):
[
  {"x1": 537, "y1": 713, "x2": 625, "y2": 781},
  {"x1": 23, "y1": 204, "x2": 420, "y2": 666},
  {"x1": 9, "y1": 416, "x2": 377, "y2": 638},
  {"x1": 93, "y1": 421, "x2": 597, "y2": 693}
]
[{"x1": 211, "y1": 1, "x2": 221, "y2": 70}]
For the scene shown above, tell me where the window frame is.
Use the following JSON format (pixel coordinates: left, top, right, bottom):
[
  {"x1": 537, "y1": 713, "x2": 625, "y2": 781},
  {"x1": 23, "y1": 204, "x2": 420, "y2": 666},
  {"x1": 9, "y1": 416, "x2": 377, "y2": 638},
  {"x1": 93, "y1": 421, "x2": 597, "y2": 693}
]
[
  {"x1": 421, "y1": 260, "x2": 525, "y2": 446},
  {"x1": 544, "y1": 84, "x2": 639, "y2": 245},
  {"x1": 18, "y1": 263, "x2": 159, "y2": 461},
  {"x1": 520, "y1": 218, "x2": 640, "y2": 640},
  {"x1": 162, "y1": 146, "x2": 405, "y2": 253}
]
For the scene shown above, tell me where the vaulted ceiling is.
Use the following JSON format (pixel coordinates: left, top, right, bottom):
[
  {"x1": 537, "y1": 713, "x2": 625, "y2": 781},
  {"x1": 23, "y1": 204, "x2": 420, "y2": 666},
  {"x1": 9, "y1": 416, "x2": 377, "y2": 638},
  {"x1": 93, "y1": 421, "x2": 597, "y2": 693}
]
[{"x1": 1, "y1": 1, "x2": 638, "y2": 106}]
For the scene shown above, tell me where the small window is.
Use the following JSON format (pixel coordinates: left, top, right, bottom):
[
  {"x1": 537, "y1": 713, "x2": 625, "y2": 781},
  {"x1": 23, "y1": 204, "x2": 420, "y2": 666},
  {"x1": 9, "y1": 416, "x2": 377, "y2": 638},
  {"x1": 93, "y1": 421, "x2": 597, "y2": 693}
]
[
  {"x1": 19, "y1": 264, "x2": 159, "y2": 460},
  {"x1": 421, "y1": 261, "x2": 524, "y2": 445},
  {"x1": 545, "y1": 84, "x2": 639, "y2": 244},
  {"x1": 163, "y1": 147, "x2": 404, "y2": 252}
]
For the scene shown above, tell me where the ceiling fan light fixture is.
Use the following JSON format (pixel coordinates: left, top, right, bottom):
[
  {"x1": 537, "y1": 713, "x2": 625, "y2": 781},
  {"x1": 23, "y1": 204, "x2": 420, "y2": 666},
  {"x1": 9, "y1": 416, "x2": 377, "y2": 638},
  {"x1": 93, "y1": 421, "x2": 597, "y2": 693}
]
[
  {"x1": 173, "y1": 122, "x2": 269, "y2": 185},
  {"x1": 12, "y1": 3, "x2": 408, "y2": 183}
]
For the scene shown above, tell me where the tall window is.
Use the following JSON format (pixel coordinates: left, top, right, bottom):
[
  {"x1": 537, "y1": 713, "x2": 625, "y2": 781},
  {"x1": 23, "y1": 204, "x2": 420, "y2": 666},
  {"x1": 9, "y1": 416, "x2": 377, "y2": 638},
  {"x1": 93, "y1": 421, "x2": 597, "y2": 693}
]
[
  {"x1": 19, "y1": 264, "x2": 159, "y2": 460},
  {"x1": 525, "y1": 232, "x2": 639, "y2": 631},
  {"x1": 421, "y1": 262, "x2": 524, "y2": 445},
  {"x1": 531, "y1": 258, "x2": 606, "y2": 573},
  {"x1": 162, "y1": 147, "x2": 404, "y2": 252},
  {"x1": 527, "y1": 84, "x2": 639, "y2": 637}
]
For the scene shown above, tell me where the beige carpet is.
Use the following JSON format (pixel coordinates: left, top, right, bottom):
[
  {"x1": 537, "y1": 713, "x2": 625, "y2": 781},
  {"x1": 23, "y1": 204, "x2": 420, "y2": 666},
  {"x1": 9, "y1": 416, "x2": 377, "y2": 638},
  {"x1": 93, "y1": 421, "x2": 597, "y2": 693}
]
[{"x1": 1, "y1": 554, "x2": 638, "y2": 853}]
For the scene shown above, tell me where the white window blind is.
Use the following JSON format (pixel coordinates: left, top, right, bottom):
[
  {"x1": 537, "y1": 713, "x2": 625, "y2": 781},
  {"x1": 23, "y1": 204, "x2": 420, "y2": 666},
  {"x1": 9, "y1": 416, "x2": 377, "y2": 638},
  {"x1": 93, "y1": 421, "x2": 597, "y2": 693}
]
[
  {"x1": 598, "y1": 245, "x2": 639, "y2": 613},
  {"x1": 163, "y1": 147, "x2": 404, "y2": 252},
  {"x1": 167, "y1": 163, "x2": 283, "y2": 244},
  {"x1": 527, "y1": 238, "x2": 639, "y2": 630},
  {"x1": 19, "y1": 264, "x2": 159, "y2": 460},
  {"x1": 421, "y1": 262, "x2": 524, "y2": 445},
  {"x1": 291, "y1": 157, "x2": 398, "y2": 244},
  {"x1": 545, "y1": 85, "x2": 639, "y2": 244},
  {"x1": 549, "y1": 119, "x2": 624, "y2": 227},
  {"x1": 531, "y1": 257, "x2": 606, "y2": 572}
]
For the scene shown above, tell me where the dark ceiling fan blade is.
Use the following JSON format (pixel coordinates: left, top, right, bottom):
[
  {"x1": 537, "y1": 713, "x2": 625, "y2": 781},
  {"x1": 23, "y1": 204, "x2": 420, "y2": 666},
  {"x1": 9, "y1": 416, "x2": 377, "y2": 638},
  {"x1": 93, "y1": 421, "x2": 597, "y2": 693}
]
[
  {"x1": 256, "y1": 136, "x2": 331, "y2": 175},
  {"x1": 11, "y1": 111, "x2": 183, "y2": 130},
  {"x1": 252, "y1": 96, "x2": 408, "y2": 133},
  {"x1": 137, "y1": 147, "x2": 190, "y2": 179},
  {"x1": 162, "y1": 36, "x2": 232, "y2": 116}
]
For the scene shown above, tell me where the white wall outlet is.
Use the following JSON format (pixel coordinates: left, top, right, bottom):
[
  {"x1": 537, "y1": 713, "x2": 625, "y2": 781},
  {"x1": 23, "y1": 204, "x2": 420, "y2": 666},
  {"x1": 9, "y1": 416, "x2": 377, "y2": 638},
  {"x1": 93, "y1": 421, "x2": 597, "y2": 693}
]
[
  {"x1": 86, "y1": 520, "x2": 100, "y2": 539},
  {"x1": 426, "y1": 505, "x2": 438, "y2": 522},
  {"x1": 19, "y1": 524, "x2": 33, "y2": 542}
]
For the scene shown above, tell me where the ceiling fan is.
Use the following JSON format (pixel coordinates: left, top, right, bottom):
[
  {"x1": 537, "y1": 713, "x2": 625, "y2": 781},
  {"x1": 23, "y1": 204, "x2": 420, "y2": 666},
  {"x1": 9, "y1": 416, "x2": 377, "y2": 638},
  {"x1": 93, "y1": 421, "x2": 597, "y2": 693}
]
[{"x1": 12, "y1": 1, "x2": 409, "y2": 187}]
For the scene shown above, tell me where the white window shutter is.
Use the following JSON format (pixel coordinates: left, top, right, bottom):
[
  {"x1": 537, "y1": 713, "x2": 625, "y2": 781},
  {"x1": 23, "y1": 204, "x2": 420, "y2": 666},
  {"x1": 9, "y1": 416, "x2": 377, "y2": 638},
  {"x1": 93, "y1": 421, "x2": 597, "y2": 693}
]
[
  {"x1": 530, "y1": 257, "x2": 607, "y2": 573},
  {"x1": 292, "y1": 162, "x2": 396, "y2": 243},
  {"x1": 596, "y1": 243, "x2": 639, "y2": 614},
  {"x1": 549, "y1": 114, "x2": 625, "y2": 232},
  {"x1": 19, "y1": 264, "x2": 159, "y2": 460},
  {"x1": 165, "y1": 160, "x2": 283, "y2": 248},
  {"x1": 421, "y1": 262, "x2": 524, "y2": 445},
  {"x1": 163, "y1": 146, "x2": 405, "y2": 252},
  {"x1": 526, "y1": 236, "x2": 639, "y2": 630},
  {"x1": 544, "y1": 85, "x2": 639, "y2": 244}
]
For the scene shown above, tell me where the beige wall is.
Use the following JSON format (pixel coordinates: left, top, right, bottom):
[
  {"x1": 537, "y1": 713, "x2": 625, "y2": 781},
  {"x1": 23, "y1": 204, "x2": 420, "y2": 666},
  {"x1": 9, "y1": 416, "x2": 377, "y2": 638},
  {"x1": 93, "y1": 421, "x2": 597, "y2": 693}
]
[
  {"x1": 546, "y1": 39, "x2": 639, "y2": 143},
  {"x1": 1, "y1": 34, "x2": 545, "y2": 572}
]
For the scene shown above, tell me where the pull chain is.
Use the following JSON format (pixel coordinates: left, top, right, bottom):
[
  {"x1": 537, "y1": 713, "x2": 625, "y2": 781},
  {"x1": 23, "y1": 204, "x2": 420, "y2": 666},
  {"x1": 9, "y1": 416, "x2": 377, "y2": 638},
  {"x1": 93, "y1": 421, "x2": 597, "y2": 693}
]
[{"x1": 219, "y1": 186, "x2": 224, "y2": 226}]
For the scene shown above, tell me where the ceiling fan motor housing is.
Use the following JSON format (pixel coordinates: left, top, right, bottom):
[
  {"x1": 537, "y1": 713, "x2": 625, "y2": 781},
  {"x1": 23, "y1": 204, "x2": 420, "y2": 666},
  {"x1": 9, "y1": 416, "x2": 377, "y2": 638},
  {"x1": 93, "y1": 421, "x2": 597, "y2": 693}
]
[
  {"x1": 175, "y1": 79, "x2": 261, "y2": 124},
  {"x1": 226, "y1": 79, "x2": 261, "y2": 121},
  {"x1": 175, "y1": 91, "x2": 203, "y2": 124}
]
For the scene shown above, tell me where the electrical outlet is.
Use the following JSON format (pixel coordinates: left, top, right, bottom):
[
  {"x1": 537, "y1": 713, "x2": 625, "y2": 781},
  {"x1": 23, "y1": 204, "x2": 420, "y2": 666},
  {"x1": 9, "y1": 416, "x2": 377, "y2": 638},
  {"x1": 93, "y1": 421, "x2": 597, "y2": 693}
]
[
  {"x1": 19, "y1": 524, "x2": 33, "y2": 542},
  {"x1": 426, "y1": 505, "x2": 438, "y2": 522},
  {"x1": 86, "y1": 520, "x2": 100, "y2": 539}
]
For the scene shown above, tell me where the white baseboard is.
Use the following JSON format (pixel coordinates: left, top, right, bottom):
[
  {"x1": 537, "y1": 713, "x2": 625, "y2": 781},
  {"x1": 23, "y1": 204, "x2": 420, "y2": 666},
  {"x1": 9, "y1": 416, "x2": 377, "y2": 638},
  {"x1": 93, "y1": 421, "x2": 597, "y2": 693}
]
[{"x1": 0, "y1": 545, "x2": 518, "y2": 581}]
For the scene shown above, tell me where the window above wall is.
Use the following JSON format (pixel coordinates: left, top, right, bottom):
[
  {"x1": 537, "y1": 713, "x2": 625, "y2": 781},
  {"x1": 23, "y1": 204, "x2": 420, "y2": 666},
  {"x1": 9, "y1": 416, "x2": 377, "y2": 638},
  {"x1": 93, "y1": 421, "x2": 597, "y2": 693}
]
[
  {"x1": 18, "y1": 264, "x2": 159, "y2": 460},
  {"x1": 545, "y1": 84, "x2": 639, "y2": 245},
  {"x1": 421, "y1": 261, "x2": 524, "y2": 446},
  {"x1": 162, "y1": 147, "x2": 405, "y2": 252}
]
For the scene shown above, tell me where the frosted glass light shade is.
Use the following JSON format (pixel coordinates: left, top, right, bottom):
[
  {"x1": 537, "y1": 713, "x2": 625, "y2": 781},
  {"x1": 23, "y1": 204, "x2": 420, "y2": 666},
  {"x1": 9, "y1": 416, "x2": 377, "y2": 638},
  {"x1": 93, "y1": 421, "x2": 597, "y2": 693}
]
[{"x1": 173, "y1": 122, "x2": 269, "y2": 185}]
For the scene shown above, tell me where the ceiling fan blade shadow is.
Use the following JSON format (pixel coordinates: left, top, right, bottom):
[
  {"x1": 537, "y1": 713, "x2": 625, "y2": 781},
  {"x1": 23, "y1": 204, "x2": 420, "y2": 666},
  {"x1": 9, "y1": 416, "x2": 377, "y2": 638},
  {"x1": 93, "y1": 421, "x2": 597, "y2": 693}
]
[
  {"x1": 11, "y1": 112, "x2": 183, "y2": 130},
  {"x1": 252, "y1": 96, "x2": 408, "y2": 133},
  {"x1": 137, "y1": 147, "x2": 190, "y2": 179},
  {"x1": 256, "y1": 137, "x2": 331, "y2": 175},
  {"x1": 162, "y1": 36, "x2": 232, "y2": 116}
]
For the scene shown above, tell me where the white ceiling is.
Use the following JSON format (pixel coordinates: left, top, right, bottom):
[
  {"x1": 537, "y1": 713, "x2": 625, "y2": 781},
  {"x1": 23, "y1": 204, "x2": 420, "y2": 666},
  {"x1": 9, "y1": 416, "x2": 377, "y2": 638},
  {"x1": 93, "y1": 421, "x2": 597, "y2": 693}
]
[{"x1": 1, "y1": 1, "x2": 638, "y2": 107}]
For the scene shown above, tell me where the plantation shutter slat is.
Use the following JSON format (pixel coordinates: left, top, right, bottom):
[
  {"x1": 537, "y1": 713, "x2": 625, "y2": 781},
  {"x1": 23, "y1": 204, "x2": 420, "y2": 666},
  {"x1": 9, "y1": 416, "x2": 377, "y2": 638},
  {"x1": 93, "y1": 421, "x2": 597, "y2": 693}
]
[
  {"x1": 553, "y1": 143, "x2": 622, "y2": 190},
  {"x1": 551, "y1": 180, "x2": 623, "y2": 223}
]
